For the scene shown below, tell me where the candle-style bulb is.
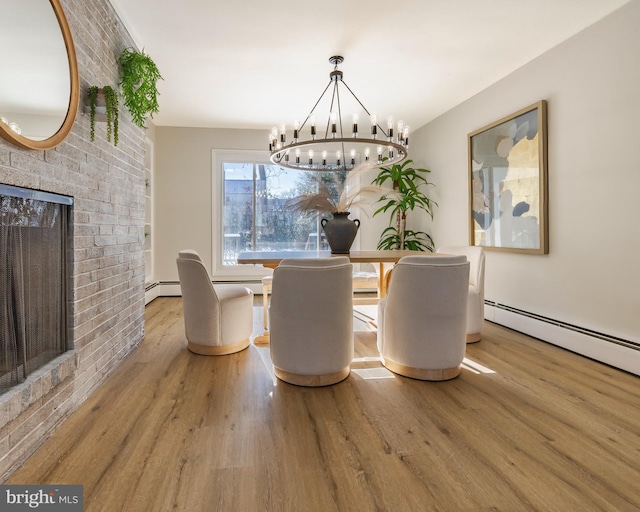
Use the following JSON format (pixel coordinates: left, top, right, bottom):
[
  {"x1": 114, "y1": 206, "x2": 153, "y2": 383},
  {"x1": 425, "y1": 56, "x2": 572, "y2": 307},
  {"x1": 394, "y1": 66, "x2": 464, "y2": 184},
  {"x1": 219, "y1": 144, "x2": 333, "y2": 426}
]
[
  {"x1": 371, "y1": 113, "x2": 377, "y2": 139},
  {"x1": 397, "y1": 120, "x2": 404, "y2": 143},
  {"x1": 364, "y1": 147, "x2": 370, "y2": 161},
  {"x1": 352, "y1": 113, "x2": 359, "y2": 138}
]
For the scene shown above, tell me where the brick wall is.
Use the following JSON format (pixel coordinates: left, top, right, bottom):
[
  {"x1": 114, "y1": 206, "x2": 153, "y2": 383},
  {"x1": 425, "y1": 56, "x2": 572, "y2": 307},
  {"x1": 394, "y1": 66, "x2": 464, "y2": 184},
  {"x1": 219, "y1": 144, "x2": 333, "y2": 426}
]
[{"x1": 0, "y1": 0, "x2": 146, "y2": 480}]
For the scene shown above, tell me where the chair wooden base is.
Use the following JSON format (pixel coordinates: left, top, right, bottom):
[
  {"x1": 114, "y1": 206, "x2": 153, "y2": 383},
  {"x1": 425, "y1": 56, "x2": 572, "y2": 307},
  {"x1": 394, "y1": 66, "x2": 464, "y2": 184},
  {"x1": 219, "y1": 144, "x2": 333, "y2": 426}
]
[
  {"x1": 466, "y1": 333, "x2": 481, "y2": 343},
  {"x1": 187, "y1": 338, "x2": 250, "y2": 355},
  {"x1": 273, "y1": 367, "x2": 350, "y2": 387},
  {"x1": 382, "y1": 358, "x2": 461, "y2": 381}
]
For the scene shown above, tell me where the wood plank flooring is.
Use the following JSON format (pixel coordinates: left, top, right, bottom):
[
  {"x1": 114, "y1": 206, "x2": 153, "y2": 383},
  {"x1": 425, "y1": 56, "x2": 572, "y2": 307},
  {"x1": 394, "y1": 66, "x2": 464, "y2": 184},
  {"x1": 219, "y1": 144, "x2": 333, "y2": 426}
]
[{"x1": 6, "y1": 297, "x2": 640, "y2": 511}]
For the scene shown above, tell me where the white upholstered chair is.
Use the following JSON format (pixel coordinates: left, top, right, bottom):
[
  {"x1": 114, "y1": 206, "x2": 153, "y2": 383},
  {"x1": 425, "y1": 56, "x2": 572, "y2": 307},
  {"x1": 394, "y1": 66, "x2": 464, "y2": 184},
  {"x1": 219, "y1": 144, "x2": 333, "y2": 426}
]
[
  {"x1": 269, "y1": 257, "x2": 354, "y2": 386},
  {"x1": 261, "y1": 270, "x2": 377, "y2": 330},
  {"x1": 377, "y1": 255, "x2": 469, "y2": 381},
  {"x1": 437, "y1": 246, "x2": 485, "y2": 343},
  {"x1": 176, "y1": 250, "x2": 253, "y2": 355}
]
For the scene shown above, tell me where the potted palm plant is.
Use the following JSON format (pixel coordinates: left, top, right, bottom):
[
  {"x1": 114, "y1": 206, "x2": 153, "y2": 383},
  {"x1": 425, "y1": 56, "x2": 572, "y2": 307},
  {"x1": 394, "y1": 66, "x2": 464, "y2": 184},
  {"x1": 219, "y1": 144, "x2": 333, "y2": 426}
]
[
  {"x1": 87, "y1": 85, "x2": 118, "y2": 145},
  {"x1": 372, "y1": 159, "x2": 437, "y2": 251},
  {"x1": 118, "y1": 47, "x2": 162, "y2": 129}
]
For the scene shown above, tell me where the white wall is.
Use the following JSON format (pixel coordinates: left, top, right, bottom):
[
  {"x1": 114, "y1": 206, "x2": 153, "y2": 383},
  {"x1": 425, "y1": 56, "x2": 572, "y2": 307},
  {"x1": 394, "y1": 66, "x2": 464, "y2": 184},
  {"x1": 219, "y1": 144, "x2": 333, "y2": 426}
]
[
  {"x1": 154, "y1": 128, "x2": 390, "y2": 282},
  {"x1": 154, "y1": 128, "x2": 263, "y2": 279},
  {"x1": 411, "y1": 0, "x2": 640, "y2": 343}
]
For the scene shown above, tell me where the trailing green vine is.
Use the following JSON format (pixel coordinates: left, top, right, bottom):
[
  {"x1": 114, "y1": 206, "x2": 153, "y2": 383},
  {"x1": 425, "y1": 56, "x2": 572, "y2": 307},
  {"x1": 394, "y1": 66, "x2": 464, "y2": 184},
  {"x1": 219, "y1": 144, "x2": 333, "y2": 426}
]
[
  {"x1": 88, "y1": 86, "x2": 98, "y2": 141},
  {"x1": 103, "y1": 86, "x2": 118, "y2": 145},
  {"x1": 118, "y1": 48, "x2": 162, "y2": 129},
  {"x1": 87, "y1": 85, "x2": 119, "y2": 146}
]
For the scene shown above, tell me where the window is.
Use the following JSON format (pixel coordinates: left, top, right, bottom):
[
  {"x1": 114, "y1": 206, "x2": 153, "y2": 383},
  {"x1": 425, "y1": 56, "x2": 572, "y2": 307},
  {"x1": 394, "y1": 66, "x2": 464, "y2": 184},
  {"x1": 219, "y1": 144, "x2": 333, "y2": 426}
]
[
  {"x1": 213, "y1": 150, "x2": 349, "y2": 277},
  {"x1": 222, "y1": 161, "x2": 328, "y2": 262}
]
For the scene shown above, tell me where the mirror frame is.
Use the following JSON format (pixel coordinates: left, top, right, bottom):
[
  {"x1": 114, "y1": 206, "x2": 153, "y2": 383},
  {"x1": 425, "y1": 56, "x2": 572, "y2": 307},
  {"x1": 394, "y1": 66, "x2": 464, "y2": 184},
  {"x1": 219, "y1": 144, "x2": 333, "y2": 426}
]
[{"x1": 0, "y1": 0, "x2": 79, "y2": 151}]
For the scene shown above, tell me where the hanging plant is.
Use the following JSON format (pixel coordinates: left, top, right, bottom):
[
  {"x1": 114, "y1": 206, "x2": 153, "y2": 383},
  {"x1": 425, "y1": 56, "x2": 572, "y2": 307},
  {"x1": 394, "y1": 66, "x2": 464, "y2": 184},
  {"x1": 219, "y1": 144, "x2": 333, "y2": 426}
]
[
  {"x1": 87, "y1": 85, "x2": 119, "y2": 146},
  {"x1": 118, "y1": 47, "x2": 162, "y2": 129},
  {"x1": 103, "y1": 86, "x2": 119, "y2": 145},
  {"x1": 88, "y1": 86, "x2": 98, "y2": 142}
]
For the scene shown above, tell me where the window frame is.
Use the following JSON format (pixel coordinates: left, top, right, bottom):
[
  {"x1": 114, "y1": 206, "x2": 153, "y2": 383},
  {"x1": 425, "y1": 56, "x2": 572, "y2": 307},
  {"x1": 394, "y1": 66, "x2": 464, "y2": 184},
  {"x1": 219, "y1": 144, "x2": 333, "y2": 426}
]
[
  {"x1": 212, "y1": 148, "x2": 364, "y2": 280},
  {"x1": 212, "y1": 149, "x2": 270, "y2": 279}
]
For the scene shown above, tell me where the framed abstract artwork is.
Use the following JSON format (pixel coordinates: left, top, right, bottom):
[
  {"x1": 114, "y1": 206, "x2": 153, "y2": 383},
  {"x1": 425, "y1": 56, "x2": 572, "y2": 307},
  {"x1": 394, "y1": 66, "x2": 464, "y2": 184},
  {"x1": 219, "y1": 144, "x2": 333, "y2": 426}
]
[{"x1": 468, "y1": 100, "x2": 548, "y2": 254}]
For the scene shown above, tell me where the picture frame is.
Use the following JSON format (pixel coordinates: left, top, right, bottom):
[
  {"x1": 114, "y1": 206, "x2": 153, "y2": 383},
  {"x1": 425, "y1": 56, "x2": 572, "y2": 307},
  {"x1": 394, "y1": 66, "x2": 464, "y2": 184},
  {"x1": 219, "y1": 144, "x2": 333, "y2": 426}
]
[{"x1": 468, "y1": 100, "x2": 548, "y2": 254}]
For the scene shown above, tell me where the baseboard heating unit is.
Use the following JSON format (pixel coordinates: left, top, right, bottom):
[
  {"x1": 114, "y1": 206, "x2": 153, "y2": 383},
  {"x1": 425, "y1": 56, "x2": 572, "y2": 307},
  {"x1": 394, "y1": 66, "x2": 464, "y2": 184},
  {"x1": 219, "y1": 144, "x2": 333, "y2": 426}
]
[{"x1": 484, "y1": 301, "x2": 640, "y2": 377}]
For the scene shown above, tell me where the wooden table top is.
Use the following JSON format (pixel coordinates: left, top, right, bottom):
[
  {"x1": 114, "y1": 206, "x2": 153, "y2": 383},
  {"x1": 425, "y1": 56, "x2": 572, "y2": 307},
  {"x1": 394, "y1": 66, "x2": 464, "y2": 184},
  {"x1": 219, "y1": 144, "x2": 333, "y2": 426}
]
[{"x1": 237, "y1": 249, "x2": 430, "y2": 266}]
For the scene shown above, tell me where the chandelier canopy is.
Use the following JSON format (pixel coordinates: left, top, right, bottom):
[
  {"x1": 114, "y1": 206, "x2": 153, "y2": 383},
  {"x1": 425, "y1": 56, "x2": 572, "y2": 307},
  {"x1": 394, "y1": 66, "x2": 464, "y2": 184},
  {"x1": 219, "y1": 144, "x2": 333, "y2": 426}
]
[{"x1": 269, "y1": 56, "x2": 409, "y2": 171}]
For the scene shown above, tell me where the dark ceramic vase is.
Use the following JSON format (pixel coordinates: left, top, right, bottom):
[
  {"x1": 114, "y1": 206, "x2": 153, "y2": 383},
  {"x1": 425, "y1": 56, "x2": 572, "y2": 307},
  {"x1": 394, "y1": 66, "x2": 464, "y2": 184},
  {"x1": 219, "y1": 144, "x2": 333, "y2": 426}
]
[{"x1": 321, "y1": 212, "x2": 360, "y2": 254}]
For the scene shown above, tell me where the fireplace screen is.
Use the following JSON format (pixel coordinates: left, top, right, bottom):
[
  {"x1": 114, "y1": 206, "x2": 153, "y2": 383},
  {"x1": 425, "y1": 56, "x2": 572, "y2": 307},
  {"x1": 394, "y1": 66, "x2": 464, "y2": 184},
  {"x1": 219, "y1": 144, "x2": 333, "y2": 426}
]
[{"x1": 0, "y1": 185, "x2": 72, "y2": 395}]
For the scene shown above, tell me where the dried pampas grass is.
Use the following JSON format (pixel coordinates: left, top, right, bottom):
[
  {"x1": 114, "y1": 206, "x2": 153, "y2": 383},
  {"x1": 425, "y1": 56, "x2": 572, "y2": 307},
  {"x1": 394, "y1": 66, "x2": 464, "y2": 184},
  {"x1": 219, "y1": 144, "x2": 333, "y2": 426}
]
[{"x1": 286, "y1": 163, "x2": 394, "y2": 215}]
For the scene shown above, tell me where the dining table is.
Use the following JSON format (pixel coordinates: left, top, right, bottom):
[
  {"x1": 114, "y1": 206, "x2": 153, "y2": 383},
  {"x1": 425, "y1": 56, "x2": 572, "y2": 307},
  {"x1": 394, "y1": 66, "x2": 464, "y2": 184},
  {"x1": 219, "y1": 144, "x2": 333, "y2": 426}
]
[
  {"x1": 237, "y1": 249, "x2": 427, "y2": 344},
  {"x1": 238, "y1": 249, "x2": 422, "y2": 293}
]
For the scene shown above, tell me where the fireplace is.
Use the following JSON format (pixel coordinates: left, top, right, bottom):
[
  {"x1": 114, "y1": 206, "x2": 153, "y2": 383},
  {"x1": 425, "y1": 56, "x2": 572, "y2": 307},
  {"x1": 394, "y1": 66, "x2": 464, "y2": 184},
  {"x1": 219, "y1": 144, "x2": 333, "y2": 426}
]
[{"x1": 0, "y1": 184, "x2": 72, "y2": 395}]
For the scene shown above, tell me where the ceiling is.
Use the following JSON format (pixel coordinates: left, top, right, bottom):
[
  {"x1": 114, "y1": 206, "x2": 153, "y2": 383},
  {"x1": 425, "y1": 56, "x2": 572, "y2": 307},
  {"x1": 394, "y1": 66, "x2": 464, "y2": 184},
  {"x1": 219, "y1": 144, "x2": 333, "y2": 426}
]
[{"x1": 109, "y1": 0, "x2": 630, "y2": 133}]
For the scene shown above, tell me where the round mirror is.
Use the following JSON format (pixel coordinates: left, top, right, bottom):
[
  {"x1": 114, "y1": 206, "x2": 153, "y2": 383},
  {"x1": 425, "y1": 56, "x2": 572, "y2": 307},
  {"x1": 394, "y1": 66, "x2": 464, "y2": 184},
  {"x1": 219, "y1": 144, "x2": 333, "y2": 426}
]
[{"x1": 0, "y1": 0, "x2": 79, "y2": 150}]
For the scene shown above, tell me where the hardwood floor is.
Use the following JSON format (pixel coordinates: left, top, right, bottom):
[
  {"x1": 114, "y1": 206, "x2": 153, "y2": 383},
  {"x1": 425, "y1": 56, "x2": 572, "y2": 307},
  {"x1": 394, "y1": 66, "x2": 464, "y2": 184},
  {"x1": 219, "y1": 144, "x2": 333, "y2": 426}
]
[{"x1": 7, "y1": 297, "x2": 640, "y2": 511}]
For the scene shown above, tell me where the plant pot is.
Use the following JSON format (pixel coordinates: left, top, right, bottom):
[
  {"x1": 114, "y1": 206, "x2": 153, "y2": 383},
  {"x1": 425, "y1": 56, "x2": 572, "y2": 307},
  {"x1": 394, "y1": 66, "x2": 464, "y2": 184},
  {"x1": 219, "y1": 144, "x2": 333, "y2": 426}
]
[
  {"x1": 321, "y1": 212, "x2": 360, "y2": 254},
  {"x1": 84, "y1": 88, "x2": 107, "y2": 121}
]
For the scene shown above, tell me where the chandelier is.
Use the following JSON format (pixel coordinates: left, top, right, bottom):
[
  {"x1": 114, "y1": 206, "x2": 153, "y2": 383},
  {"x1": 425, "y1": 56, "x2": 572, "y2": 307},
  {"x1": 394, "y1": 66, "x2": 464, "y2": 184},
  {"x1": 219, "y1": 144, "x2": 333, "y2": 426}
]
[{"x1": 269, "y1": 56, "x2": 409, "y2": 171}]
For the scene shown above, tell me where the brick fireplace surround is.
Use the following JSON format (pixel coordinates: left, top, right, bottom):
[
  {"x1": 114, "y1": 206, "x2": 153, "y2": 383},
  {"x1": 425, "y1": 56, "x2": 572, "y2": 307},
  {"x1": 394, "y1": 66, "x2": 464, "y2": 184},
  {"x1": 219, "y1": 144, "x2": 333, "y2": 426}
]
[{"x1": 0, "y1": 0, "x2": 146, "y2": 480}]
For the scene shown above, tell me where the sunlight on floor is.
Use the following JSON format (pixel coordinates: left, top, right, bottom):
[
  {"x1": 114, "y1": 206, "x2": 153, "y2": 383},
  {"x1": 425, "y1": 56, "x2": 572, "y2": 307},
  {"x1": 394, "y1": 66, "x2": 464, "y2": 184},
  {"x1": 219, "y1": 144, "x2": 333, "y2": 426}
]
[
  {"x1": 351, "y1": 356, "x2": 395, "y2": 380},
  {"x1": 254, "y1": 344, "x2": 278, "y2": 385},
  {"x1": 352, "y1": 367, "x2": 395, "y2": 379},
  {"x1": 462, "y1": 357, "x2": 496, "y2": 374}
]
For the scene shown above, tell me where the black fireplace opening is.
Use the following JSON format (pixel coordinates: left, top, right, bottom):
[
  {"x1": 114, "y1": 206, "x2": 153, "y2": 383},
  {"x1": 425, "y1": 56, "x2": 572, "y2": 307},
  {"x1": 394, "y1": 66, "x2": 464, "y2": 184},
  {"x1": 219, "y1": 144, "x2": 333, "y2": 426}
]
[{"x1": 0, "y1": 184, "x2": 73, "y2": 395}]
